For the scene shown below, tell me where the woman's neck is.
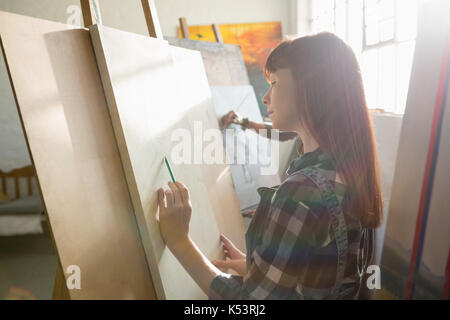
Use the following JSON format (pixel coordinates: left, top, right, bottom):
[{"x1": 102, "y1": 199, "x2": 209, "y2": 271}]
[{"x1": 297, "y1": 129, "x2": 319, "y2": 154}]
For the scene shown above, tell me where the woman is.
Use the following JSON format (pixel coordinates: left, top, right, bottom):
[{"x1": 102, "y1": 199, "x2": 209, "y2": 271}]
[{"x1": 157, "y1": 32, "x2": 382, "y2": 299}]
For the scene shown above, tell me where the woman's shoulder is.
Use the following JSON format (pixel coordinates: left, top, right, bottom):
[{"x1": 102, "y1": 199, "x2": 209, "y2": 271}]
[
  {"x1": 275, "y1": 166, "x2": 347, "y2": 216},
  {"x1": 272, "y1": 169, "x2": 324, "y2": 215},
  {"x1": 287, "y1": 165, "x2": 346, "y2": 194},
  {"x1": 276, "y1": 169, "x2": 321, "y2": 197},
  {"x1": 283, "y1": 164, "x2": 340, "y2": 190}
]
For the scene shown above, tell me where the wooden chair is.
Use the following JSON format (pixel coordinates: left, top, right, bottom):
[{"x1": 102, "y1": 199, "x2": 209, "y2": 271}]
[
  {"x1": 0, "y1": 165, "x2": 44, "y2": 219},
  {"x1": 0, "y1": 165, "x2": 36, "y2": 200}
]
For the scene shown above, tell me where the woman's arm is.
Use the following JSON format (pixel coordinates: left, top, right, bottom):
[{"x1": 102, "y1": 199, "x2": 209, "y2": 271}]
[
  {"x1": 249, "y1": 121, "x2": 298, "y2": 142},
  {"x1": 157, "y1": 181, "x2": 229, "y2": 296},
  {"x1": 169, "y1": 237, "x2": 228, "y2": 296},
  {"x1": 208, "y1": 177, "x2": 320, "y2": 299},
  {"x1": 158, "y1": 176, "x2": 320, "y2": 299},
  {"x1": 220, "y1": 110, "x2": 298, "y2": 142}
]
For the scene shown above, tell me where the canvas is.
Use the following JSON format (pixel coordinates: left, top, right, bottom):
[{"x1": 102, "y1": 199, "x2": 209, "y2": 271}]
[
  {"x1": 210, "y1": 86, "x2": 281, "y2": 211},
  {"x1": 90, "y1": 25, "x2": 244, "y2": 299},
  {"x1": 166, "y1": 37, "x2": 249, "y2": 87}
]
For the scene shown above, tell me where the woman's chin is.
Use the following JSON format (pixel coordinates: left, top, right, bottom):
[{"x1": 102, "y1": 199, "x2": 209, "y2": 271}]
[
  {"x1": 271, "y1": 119, "x2": 295, "y2": 132},
  {"x1": 270, "y1": 119, "x2": 280, "y2": 130},
  {"x1": 270, "y1": 116, "x2": 292, "y2": 131},
  {"x1": 272, "y1": 120, "x2": 282, "y2": 131}
]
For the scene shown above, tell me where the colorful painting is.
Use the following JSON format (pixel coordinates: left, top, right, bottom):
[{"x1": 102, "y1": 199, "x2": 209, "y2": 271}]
[{"x1": 179, "y1": 22, "x2": 282, "y2": 118}]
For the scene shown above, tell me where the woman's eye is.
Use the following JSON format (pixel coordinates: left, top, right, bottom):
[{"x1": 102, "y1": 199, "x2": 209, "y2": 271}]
[{"x1": 271, "y1": 81, "x2": 276, "y2": 86}]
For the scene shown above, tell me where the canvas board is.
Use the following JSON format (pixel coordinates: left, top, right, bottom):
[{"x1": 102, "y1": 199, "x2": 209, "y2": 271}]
[
  {"x1": 381, "y1": 0, "x2": 450, "y2": 299},
  {"x1": 210, "y1": 86, "x2": 281, "y2": 211},
  {"x1": 166, "y1": 37, "x2": 249, "y2": 86},
  {"x1": 90, "y1": 25, "x2": 232, "y2": 299},
  {"x1": 169, "y1": 47, "x2": 246, "y2": 253},
  {"x1": 0, "y1": 11, "x2": 156, "y2": 299}
]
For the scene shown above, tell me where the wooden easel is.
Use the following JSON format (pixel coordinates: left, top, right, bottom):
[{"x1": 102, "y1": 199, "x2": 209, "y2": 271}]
[
  {"x1": 212, "y1": 24, "x2": 223, "y2": 43},
  {"x1": 52, "y1": 0, "x2": 102, "y2": 299},
  {"x1": 52, "y1": 0, "x2": 163, "y2": 300},
  {"x1": 178, "y1": 17, "x2": 224, "y2": 43},
  {"x1": 80, "y1": 0, "x2": 102, "y2": 26}
]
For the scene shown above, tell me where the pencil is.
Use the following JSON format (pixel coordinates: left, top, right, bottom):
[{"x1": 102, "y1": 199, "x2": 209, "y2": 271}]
[{"x1": 164, "y1": 156, "x2": 176, "y2": 183}]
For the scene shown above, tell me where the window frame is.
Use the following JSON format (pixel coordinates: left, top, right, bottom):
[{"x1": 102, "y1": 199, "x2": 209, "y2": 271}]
[
  {"x1": 308, "y1": 0, "x2": 418, "y2": 114},
  {"x1": 363, "y1": 0, "x2": 397, "y2": 50}
]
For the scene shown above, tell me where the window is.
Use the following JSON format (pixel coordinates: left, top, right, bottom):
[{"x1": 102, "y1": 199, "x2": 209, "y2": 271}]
[
  {"x1": 310, "y1": 0, "x2": 419, "y2": 114},
  {"x1": 311, "y1": 0, "x2": 350, "y2": 41}
]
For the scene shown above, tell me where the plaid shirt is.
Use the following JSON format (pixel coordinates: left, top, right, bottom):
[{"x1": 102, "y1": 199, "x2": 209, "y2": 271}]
[{"x1": 208, "y1": 147, "x2": 364, "y2": 300}]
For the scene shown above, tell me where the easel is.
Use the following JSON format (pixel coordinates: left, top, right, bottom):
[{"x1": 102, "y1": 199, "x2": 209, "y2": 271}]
[
  {"x1": 52, "y1": 0, "x2": 163, "y2": 300},
  {"x1": 178, "y1": 17, "x2": 224, "y2": 43}
]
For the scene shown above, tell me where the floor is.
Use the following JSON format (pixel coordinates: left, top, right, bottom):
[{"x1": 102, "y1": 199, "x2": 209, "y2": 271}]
[
  {"x1": 376, "y1": 288, "x2": 398, "y2": 300},
  {"x1": 0, "y1": 224, "x2": 397, "y2": 300},
  {"x1": 0, "y1": 233, "x2": 57, "y2": 300}
]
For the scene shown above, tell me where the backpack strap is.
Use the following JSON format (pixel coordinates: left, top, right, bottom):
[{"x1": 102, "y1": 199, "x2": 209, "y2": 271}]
[
  {"x1": 356, "y1": 227, "x2": 375, "y2": 299},
  {"x1": 358, "y1": 227, "x2": 374, "y2": 275},
  {"x1": 294, "y1": 166, "x2": 349, "y2": 299}
]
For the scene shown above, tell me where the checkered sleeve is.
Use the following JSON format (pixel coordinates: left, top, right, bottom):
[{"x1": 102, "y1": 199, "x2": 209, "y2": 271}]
[{"x1": 208, "y1": 174, "x2": 322, "y2": 300}]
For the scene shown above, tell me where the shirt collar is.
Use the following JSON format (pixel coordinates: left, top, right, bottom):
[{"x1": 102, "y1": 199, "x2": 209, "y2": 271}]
[{"x1": 286, "y1": 147, "x2": 329, "y2": 176}]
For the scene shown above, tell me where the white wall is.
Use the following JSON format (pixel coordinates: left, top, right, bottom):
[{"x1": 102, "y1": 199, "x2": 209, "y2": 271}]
[
  {"x1": 296, "y1": 0, "x2": 311, "y2": 36},
  {"x1": 370, "y1": 113, "x2": 403, "y2": 265},
  {"x1": 0, "y1": 0, "x2": 79, "y2": 24}
]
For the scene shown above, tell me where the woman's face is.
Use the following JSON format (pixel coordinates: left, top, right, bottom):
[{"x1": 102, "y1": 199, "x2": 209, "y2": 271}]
[{"x1": 262, "y1": 68, "x2": 300, "y2": 131}]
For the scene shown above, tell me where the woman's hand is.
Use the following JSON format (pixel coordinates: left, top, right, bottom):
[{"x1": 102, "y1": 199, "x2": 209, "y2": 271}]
[
  {"x1": 212, "y1": 234, "x2": 247, "y2": 276},
  {"x1": 219, "y1": 110, "x2": 242, "y2": 130},
  {"x1": 157, "y1": 181, "x2": 192, "y2": 252}
]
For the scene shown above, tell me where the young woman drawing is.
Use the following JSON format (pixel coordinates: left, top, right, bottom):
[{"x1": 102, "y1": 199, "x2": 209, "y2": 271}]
[{"x1": 157, "y1": 32, "x2": 382, "y2": 299}]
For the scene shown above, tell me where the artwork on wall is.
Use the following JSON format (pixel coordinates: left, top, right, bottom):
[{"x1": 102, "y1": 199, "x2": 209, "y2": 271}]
[{"x1": 179, "y1": 22, "x2": 283, "y2": 118}]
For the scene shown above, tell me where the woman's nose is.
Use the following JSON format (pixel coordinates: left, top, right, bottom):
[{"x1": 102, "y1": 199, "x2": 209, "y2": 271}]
[{"x1": 262, "y1": 93, "x2": 270, "y2": 106}]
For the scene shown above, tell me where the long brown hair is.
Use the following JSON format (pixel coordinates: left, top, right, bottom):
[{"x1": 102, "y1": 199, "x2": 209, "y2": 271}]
[{"x1": 265, "y1": 32, "x2": 382, "y2": 229}]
